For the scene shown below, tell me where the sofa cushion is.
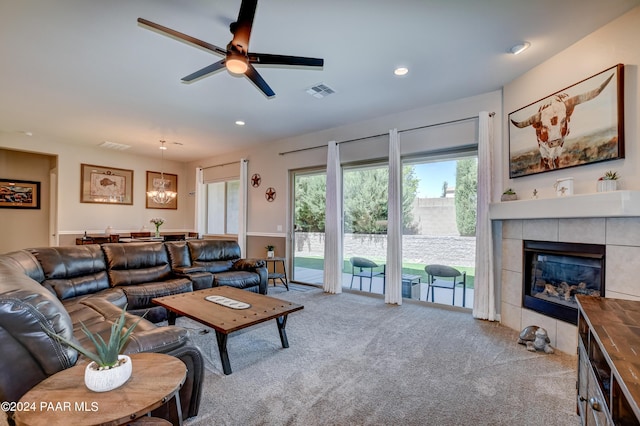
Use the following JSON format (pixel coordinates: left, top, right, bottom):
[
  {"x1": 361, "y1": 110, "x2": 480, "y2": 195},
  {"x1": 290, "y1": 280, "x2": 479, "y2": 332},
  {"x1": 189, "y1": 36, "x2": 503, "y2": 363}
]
[
  {"x1": 165, "y1": 241, "x2": 192, "y2": 269},
  {"x1": 27, "y1": 246, "x2": 109, "y2": 300},
  {"x1": 120, "y1": 279, "x2": 193, "y2": 310},
  {"x1": 214, "y1": 271, "x2": 261, "y2": 290},
  {"x1": 68, "y1": 296, "x2": 189, "y2": 354},
  {"x1": 188, "y1": 239, "x2": 241, "y2": 263},
  {"x1": 102, "y1": 242, "x2": 172, "y2": 287},
  {"x1": 193, "y1": 259, "x2": 235, "y2": 273}
]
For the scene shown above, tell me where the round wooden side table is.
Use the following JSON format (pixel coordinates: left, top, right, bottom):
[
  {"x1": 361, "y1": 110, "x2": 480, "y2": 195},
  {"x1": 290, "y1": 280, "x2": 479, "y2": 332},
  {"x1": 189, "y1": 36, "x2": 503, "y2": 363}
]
[{"x1": 14, "y1": 352, "x2": 186, "y2": 426}]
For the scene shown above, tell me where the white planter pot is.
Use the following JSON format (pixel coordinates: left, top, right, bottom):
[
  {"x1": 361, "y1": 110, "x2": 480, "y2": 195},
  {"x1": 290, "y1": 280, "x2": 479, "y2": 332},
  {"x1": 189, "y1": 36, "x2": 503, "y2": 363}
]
[
  {"x1": 84, "y1": 355, "x2": 132, "y2": 392},
  {"x1": 597, "y1": 180, "x2": 617, "y2": 192},
  {"x1": 267, "y1": 250, "x2": 275, "y2": 259}
]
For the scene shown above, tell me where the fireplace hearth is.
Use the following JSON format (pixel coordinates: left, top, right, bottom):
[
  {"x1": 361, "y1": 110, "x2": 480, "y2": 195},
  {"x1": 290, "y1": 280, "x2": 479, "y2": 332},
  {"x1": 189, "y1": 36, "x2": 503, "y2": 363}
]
[{"x1": 523, "y1": 240, "x2": 605, "y2": 325}]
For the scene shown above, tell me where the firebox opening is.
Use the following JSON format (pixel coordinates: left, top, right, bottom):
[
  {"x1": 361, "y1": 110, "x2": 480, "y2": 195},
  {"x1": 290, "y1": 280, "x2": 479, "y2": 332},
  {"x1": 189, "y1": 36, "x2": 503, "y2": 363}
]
[{"x1": 523, "y1": 240, "x2": 605, "y2": 325}]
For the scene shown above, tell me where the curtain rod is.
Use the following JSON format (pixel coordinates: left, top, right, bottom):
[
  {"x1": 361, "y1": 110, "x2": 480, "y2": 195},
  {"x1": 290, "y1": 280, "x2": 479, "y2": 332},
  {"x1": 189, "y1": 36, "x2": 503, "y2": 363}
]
[
  {"x1": 278, "y1": 112, "x2": 494, "y2": 156},
  {"x1": 200, "y1": 159, "x2": 247, "y2": 171}
]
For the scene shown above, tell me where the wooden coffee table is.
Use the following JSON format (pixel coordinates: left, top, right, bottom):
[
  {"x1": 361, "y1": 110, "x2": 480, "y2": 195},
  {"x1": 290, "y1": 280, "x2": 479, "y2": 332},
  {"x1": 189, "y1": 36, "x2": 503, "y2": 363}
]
[{"x1": 153, "y1": 286, "x2": 304, "y2": 375}]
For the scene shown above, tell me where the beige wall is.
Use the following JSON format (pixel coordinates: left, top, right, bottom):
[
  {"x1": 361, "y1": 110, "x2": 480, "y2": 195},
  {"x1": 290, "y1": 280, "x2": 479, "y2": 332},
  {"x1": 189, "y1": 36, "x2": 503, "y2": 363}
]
[
  {"x1": 0, "y1": 134, "x2": 190, "y2": 250},
  {"x1": 187, "y1": 90, "x2": 503, "y2": 249},
  {"x1": 502, "y1": 6, "x2": 640, "y2": 199},
  {"x1": 0, "y1": 149, "x2": 54, "y2": 252},
  {"x1": 496, "y1": 6, "x2": 640, "y2": 352}
]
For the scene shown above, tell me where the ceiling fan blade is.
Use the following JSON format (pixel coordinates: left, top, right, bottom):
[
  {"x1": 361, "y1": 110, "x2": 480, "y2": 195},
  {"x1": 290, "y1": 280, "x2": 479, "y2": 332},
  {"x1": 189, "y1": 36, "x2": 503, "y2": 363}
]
[
  {"x1": 138, "y1": 17, "x2": 227, "y2": 56},
  {"x1": 249, "y1": 53, "x2": 324, "y2": 67},
  {"x1": 245, "y1": 64, "x2": 275, "y2": 97},
  {"x1": 182, "y1": 60, "x2": 226, "y2": 82},
  {"x1": 231, "y1": 0, "x2": 257, "y2": 53}
]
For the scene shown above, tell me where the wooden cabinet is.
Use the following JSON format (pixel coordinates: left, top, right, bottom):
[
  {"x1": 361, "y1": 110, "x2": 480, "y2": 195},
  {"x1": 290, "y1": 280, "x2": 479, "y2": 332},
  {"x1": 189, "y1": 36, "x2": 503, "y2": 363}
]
[{"x1": 576, "y1": 295, "x2": 640, "y2": 425}]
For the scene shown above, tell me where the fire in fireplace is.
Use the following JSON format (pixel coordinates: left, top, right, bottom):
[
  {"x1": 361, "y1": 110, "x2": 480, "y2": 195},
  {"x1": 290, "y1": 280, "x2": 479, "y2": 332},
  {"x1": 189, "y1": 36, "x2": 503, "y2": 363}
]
[{"x1": 523, "y1": 240, "x2": 605, "y2": 325}]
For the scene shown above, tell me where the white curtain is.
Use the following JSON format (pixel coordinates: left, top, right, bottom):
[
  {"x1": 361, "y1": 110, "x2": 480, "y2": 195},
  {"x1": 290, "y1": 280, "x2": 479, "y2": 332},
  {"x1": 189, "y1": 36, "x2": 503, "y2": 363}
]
[
  {"x1": 195, "y1": 168, "x2": 206, "y2": 236},
  {"x1": 323, "y1": 141, "x2": 343, "y2": 294},
  {"x1": 473, "y1": 112, "x2": 497, "y2": 321},
  {"x1": 385, "y1": 129, "x2": 402, "y2": 305},
  {"x1": 238, "y1": 159, "x2": 248, "y2": 257}
]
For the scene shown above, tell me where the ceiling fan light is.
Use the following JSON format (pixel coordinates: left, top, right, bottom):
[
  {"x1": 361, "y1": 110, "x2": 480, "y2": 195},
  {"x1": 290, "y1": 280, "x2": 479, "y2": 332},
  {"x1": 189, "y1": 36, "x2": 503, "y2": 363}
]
[{"x1": 226, "y1": 57, "x2": 248, "y2": 74}]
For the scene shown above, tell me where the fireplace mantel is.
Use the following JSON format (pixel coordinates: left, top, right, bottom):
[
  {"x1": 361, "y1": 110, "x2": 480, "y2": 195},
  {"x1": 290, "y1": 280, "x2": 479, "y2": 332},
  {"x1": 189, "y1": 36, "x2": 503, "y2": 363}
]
[{"x1": 490, "y1": 190, "x2": 640, "y2": 220}]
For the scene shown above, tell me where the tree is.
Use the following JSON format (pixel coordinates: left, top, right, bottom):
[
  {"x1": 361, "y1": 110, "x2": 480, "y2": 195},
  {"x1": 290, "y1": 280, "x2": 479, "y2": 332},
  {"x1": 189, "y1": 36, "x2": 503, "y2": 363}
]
[
  {"x1": 294, "y1": 174, "x2": 326, "y2": 232},
  {"x1": 441, "y1": 181, "x2": 448, "y2": 198},
  {"x1": 455, "y1": 158, "x2": 478, "y2": 236},
  {"x1": 294, "y1": 166, "x2": 420, "y2": 234}
]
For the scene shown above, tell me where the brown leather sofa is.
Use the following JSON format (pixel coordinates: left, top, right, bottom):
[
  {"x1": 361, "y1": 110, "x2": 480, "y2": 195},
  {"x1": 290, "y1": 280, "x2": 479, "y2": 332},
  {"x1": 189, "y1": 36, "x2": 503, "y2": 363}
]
[
  {"x1": 0, "y1": 239, "x2": 266, "y2": 425},
  {"x1": 165, "y1": 239, "x2": 268, "y2": 294}
]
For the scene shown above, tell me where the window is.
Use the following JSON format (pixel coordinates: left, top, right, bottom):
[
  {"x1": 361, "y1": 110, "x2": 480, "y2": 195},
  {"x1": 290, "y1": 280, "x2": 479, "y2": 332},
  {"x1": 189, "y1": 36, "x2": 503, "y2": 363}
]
[{"x1": 206, "y1": 180, "x2": 239, "y2": 235}]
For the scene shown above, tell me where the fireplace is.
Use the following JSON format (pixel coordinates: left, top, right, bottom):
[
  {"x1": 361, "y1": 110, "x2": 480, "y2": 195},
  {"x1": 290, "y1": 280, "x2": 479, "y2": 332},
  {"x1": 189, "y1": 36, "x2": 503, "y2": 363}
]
[{"x1": 523, "y1": 240, "x2": 605, "y2": 325}]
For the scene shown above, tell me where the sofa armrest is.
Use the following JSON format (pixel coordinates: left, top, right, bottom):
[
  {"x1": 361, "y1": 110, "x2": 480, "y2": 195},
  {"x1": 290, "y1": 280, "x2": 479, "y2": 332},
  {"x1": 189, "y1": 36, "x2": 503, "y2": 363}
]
[
  {"x1": 123, "y1": 326, "x2": 189, "y2": 354},
  {"x1": 230, "y1": 259, "x2": 268, "y2": 294},
  {"x1": 232, "y1": 258, "x2": 266, "y2": 271}
]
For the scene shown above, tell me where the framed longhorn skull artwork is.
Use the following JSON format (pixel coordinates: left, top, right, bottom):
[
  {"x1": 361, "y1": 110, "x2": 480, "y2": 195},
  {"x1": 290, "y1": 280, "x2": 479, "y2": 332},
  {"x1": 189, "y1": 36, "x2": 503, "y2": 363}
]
[{"x1": 508, "y1": 63, "x2": 624, "y2": 178}]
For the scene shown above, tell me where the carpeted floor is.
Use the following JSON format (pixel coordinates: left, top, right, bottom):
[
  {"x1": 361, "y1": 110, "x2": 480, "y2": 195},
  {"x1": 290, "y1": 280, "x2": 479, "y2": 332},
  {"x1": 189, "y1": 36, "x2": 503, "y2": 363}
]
[{"x1": 181, "y1": 284, "x2": 580, "y2": 426}]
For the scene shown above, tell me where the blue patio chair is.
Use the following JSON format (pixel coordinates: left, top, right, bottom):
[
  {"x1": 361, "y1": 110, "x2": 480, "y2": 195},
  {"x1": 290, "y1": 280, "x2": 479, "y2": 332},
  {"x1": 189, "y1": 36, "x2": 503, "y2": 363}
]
[
  {"x1": 350, "y1": 257, "x2": 385, "y2": 292},
  {"x1": 425, "y1": 264, "x2": 466, "y2": 307}
]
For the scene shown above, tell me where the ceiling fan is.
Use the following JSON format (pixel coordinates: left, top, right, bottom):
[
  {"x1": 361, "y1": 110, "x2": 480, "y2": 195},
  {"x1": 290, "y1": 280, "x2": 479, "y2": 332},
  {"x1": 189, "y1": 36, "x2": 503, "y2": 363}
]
[{"x1": 138, "y1": 0, "x2": 324, "y2": 98}]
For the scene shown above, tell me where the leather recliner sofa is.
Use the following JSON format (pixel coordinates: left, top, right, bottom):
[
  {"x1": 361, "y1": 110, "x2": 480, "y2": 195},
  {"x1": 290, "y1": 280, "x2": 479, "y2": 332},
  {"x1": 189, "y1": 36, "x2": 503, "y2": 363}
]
[{"x1": 0, "y1": 239, "x2": 266, "y2": 425}]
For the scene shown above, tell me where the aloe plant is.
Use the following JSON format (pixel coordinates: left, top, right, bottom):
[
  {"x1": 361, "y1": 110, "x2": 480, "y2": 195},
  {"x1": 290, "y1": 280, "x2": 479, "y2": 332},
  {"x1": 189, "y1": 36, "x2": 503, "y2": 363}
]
[{"x1": 45, "y1": 305, "x2": 145, "y2": 369}]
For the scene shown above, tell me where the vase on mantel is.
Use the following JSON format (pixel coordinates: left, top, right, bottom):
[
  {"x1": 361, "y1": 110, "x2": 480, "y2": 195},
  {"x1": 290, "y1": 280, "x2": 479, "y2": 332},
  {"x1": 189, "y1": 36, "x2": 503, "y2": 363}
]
[{"x1": 597, "y1": 180, "x2": 617, "y2": 192}]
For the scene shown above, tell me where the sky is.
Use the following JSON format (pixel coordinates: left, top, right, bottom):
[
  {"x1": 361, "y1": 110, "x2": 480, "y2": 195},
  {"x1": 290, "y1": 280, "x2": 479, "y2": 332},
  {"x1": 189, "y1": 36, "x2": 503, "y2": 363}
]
[{"x1": 413, "y1": 160, "x2": 457, "y2": 198}]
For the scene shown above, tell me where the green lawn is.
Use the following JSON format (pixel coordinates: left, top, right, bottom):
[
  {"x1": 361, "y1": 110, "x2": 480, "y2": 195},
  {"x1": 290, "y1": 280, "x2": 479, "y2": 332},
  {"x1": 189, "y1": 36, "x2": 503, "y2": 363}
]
[{"x1": 293, "y1": 256, "x2": 475, "y2": 289}]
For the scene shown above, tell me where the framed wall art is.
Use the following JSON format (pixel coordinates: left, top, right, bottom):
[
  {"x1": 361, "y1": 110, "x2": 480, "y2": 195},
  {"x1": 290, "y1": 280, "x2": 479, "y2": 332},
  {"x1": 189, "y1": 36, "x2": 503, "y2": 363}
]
[
  {"x1": 146, "y1": 171, "x2": 178, "y2": 209},
  {"x1": 0, "y1": 179, "x2": 40, "y2": 209},
  {"x1": 508, "y1": 63, "x2": 624, "y2": 178},
  {"x1": 81, "y1": 164, "x2": 133, "y2": 205}
]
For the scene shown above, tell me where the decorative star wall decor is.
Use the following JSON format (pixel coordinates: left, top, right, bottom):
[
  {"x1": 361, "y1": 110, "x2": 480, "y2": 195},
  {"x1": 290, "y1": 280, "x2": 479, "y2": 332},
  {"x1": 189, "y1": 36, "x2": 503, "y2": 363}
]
[
  {"x1": 251, "y1": 173, "x2": 261, "y2": 188},
  {"x1": 265, "y1": 187, "x2": 276, "y2": 202}
]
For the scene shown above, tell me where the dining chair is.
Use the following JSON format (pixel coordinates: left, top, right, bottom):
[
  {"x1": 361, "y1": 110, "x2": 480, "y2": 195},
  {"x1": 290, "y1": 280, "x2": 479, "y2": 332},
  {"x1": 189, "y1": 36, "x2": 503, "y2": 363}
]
[
  {"x1": 424, "y1": 264, "x2": 466, "y2": 307},
  {"x1": 131, "y1": 232, "x2": 152, "y2": 238}
]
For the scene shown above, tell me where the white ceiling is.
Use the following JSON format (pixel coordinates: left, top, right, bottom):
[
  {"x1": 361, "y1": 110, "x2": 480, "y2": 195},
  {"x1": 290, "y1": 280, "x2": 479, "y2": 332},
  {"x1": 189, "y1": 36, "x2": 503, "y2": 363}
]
[{"x1": 1, "y1": 0, "x2": 638, "y2": 162}]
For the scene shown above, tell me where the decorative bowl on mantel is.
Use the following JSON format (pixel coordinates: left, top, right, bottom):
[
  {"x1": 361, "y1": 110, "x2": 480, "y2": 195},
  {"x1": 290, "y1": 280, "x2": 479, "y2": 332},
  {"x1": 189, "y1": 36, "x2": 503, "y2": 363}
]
[{"x1": 501, "y1": 193, "x2": 518, "y2": 202}]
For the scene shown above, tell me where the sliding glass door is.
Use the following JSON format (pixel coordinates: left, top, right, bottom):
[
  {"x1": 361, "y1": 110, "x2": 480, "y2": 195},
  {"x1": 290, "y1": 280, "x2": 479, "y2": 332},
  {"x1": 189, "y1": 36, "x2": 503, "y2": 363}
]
[
  {"x1": 291, "y1": 169, "x2": 326, "y2": 284},
  {"x1": 402, "y1": 155, "x2": 477, "y2": 308},
  {"x1": 342, "y1": 163, "x2": 389, "y2": 294}
]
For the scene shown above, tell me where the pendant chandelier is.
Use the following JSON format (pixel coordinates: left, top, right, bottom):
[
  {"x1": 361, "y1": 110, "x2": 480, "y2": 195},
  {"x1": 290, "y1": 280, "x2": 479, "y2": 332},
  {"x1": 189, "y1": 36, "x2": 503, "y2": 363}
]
[{"x1": 146, "y1": 140, "x2": 177, "y2": 204}]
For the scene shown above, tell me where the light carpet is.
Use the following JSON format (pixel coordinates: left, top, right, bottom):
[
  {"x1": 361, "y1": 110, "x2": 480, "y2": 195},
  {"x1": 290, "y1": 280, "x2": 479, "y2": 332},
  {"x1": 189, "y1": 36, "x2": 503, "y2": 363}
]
[{"x1": 180, "y1": 284, "x2": 580, "y2": 426}]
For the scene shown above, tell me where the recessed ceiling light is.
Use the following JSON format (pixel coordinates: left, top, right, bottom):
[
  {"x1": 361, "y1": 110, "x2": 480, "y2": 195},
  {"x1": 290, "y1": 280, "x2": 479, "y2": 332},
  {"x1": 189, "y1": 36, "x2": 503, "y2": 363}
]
[
  {"x1": 509, "y1": 42, "x2": 531, "y2": 55},
  {"x1": 235, "y1": 120, "x2": 245, "y2": 126},
  {"x1": 394, "y1": 67, "x2": 409, "y2": 76}
]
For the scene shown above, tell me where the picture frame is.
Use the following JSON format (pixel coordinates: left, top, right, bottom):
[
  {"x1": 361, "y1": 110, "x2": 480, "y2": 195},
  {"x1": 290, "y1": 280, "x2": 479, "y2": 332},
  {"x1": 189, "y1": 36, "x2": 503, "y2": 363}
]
[
  {"x1": 0, "y1": 179, "x2": 40, "y2": 209},
  {"x1": 508, "y1": 63, "x2": 624, "y2": 178},
  {"x1": 81, "y1": 163, "x2": 133, "y2": 205},
  {"x1": 146, "y1": 171, "x2": 178, "y2": 209}
]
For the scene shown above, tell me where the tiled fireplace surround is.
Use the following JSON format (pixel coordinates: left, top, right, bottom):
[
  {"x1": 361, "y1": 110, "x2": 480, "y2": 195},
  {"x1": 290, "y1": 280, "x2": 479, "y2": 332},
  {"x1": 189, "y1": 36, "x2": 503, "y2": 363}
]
[{"x1": 493, "y1": 192, "x2": 640, "y2": 355}]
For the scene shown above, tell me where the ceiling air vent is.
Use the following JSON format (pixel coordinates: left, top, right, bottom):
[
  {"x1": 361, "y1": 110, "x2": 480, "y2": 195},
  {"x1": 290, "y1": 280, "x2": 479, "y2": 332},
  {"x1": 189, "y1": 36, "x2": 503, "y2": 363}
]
[
  {"x1": 306, "y1": 83, "x2": 335, "y2": 99},
  {"x1": 99, "y1": 141, "x2": 131, "y2": 151}
]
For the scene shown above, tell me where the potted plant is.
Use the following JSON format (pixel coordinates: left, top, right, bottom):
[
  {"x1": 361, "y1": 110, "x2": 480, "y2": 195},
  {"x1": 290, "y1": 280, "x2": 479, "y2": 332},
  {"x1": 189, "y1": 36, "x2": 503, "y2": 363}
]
[
  {"x1": 45, "y1": 305, "x2": 144, "y2": 392},
  {"x1": 501, "y1": 188, "x2": 518, "y2": 201},
  {"x1": 265, "y1": 244, "x2": 275, "y2": 259},
  {"x1": 597, "y1": 170, "x2": 619, "y2": 192}
]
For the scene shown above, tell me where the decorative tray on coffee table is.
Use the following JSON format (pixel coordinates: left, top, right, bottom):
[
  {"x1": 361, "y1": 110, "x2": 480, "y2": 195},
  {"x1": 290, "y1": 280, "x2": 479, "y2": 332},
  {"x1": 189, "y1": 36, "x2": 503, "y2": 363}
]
[{"x1": 205, "y1": 295, "x2": 251, "y2": 309}]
